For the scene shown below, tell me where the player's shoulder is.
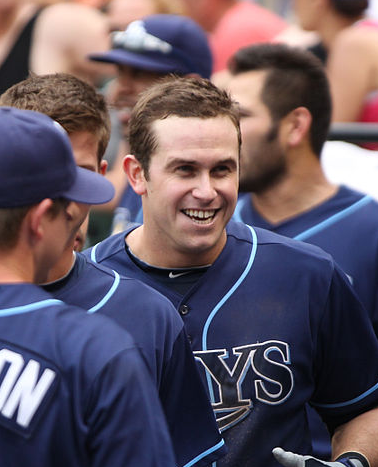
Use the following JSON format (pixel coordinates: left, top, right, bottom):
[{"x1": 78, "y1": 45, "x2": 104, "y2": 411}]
[
  {"x1": 0, "y1": 283, "x2": 136, "y2": 370},
  {"x1": 78, "y1": 252, "x2": 183, "y2": 325},
  {"x1": 84, "y1": 230, "x2": 129, "y2": 264},
  {"x1": 338, "y1": 185, "x2": 378, "y2": 228},
  {"x1": 227, "y1": 220, "x2": 336, "y2": 269},
  {"x1": 51, "y1": 291, "x2": 135, "y2": 350}
]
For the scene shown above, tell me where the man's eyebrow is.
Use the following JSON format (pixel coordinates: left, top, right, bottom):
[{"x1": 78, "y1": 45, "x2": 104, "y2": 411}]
[
  {"x1": 164, "y1": 158, "x2": 196, "y2": 169},
  {"x1": 165, "y1": 157, "x2": 238, "y2": 169}
]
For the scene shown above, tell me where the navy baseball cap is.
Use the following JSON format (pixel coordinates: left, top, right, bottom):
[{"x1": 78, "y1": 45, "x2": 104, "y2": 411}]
[
  {"x1": 89, "y1": 14, "x2": 213, "y2": 79},
  {"x1": 0, "y1": 107, "x2": 115, "y2": 208}
]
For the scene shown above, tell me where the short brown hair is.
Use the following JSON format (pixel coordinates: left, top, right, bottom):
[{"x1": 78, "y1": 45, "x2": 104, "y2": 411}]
[
  {"x1": 229, "y1": 43, "x2": 331, "y2": 156},
  {"x1": 0, "y1": 73, "x2": 111, "y2": 164},
  {"x1": 128, "y1": 75, "x2": 241, "y2": 177}
]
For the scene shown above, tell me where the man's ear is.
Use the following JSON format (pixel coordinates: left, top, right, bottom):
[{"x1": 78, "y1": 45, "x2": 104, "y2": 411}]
[
  {"x1": 284, "y1": 106, "x2": 312, "y2": 147},
  {"x1": 123, "y1": 155, "x2": 147, "y2": 195},
  {"x1": 27, "y1": 199, "x2": 54, "y2": 244}
]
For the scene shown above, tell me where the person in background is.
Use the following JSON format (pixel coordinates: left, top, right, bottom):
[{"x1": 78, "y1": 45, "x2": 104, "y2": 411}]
[
  {"x1": 181, "y1": 0, "x2": 288, "y2": 72},
  {"x1": 292, "y1": 0, "x2": 378, "y2": 148},
  {"x1": 0, "y1": 0, "x2": 112, "y2": 95},
  {"x1": 85, "y1": 74, "x2": 378, "y2": 467},
  {"x1": 106, "y1": 0, "x2": 184, "y2": 31},
  {"x1": 226, "y1": 41, "x2": 378, "y2": 459}
]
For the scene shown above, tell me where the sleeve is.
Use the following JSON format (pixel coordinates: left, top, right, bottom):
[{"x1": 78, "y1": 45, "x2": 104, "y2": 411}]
[
  {"x1": 159, "y1": 327, "x2": 227, "y2": 467},
  {"x1": 85, "y1": 346, "x2": 177, "y2": 467},
  {"x1": 310, "y1": 264, "x2": 378, "y2": 433}
]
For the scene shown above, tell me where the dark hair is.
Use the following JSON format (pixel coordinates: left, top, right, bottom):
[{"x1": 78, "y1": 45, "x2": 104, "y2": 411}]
[
  {"x1": 129, "y1": 75, "x2": 241, "y2": 176},
  {"x1": 331, "y1": 0, "x2": 368, "y2": 17},
  {"x1": 229, "y1": 43, "x2": 332, "y2": 156},
  {"x1": 0, "y1": 198, "x2": 69, "y2": 250},
  {"x1": 0, "y1": 73, "x2": 111, "y2": 164}
]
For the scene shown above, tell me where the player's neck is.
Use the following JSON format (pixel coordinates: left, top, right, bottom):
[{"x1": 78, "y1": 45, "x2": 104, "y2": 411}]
[
  {"x1": 126, "y1": 225, "x2": 224, "y2": 268},
  {"x1": 251, "y1": 160, "x2": 338, "y2": 224},
  {"x1": 0, "y1": 248, "x2": 34, "y2": 283},
  {"x1": 44, "y1": 249, "x2": 76, "y2": 284}
]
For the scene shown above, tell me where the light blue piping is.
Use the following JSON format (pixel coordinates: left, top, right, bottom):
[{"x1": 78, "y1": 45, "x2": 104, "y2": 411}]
[
  {"x1": 90, "y1": 243, "x2": 99, "y2": 263},
  {"x1": 87, "y1": 270, "x2": 121, "y2": 313},
  {"x1": 233, "y1": 197, "x2": 247, "y2": 223},
  {"x1": 202, "y1": 225, "x2": 258, "y2": 404},
  {"x1": 234, "y1": 195, "x2": 372, "y2": 242},
  {"x1": 0, "y1": 299, "x2": 63, "y2": 317},
  {"x1": 312, "y1": 380, "x2": 378, "y2": 409},
  {"x1": 294, "y1": 195, "x2": 372, "y2": 240},
  {"x1": 183, "y1": 439, "x2": 225, "y2": 467}
]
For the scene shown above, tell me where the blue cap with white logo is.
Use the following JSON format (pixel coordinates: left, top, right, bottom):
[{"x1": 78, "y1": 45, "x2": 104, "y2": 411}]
[{"x1": 89, "y1": 14, "x2": 213, "y2": 79}]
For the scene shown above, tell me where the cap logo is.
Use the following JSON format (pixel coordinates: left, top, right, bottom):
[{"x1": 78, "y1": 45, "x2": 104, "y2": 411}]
[{"x1": 112, "y1": 20, "x2": 172, "y2": 55}]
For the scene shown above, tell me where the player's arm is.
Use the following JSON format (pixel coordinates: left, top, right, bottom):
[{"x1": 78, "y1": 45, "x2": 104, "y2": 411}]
[
  {"x1": 273, "y1": 264, "x2": 378, "y2": 467},
  {"x1": 332, "y1": 406, "x2": 378, "y2": 465},
  {"x1": 273, "y1": 407, "x2": 378, "y2": 467},
  {"x1": 273, "y1": 406, "x2": 378, "y2": 466}
]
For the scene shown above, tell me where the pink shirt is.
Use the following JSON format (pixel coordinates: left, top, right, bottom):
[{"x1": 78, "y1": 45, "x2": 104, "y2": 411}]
[{"x1": 210, "y1": 1, "x2": 287, "y2": 72}]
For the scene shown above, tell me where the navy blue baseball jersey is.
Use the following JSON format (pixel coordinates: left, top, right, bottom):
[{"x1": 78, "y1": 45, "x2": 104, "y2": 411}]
[
  {"x1": 43, "y1": 252, "x2": 226, "y2": 467},
  {"x1": 86, "y1": 220, "x2": 378, "y2": 467},
  {"x1": 233, "y1": 186, "x2": 378, "y2": 332},
  {"x1": 0, "y1": 283, "x2": 176, "y2": 467},
  {"x1": 233, "y1": 186, "x2": 378, "y2": 459}
]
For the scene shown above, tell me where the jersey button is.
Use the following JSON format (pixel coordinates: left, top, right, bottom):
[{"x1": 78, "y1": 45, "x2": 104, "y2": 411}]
[{"x1": 179, "y1": 304, "x2": 189, "y2": 316}]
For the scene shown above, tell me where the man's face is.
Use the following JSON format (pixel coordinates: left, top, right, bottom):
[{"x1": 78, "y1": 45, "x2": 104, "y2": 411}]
[
  {"x1": 140, "y1": 115, "x2": 239, "y2": 266},
  {"x1": 68, "y1": 130, "x2": 106, "y2": 251},
  {"x1": 34, "y1": 201, "x2": 75, "y2": 284},
  {"x1": 227, "y1": 70, "x2": 287, "y2": 193},
  {"x1": 112, "y1": 65, "x2": 165, "y2": 131}
]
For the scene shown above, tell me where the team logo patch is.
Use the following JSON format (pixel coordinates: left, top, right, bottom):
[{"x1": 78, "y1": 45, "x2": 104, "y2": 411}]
[{"x1": 195, "y1": 340, "x2": 293, "y2": 431}]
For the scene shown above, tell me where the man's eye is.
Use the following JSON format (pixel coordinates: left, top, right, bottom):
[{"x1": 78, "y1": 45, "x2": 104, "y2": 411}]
[
  {"x1": 213, "y1": 166, "x2": 230, "y2": 174},
  {"x1": 177, "y1": 165, "x2": 193, "y2": 173}
]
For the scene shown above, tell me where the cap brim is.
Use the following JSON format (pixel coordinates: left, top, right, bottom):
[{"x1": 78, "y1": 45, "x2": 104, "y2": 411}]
[
  {"x1": 62, "y1": 167, "x2": 115, "y2": 205},
  {"x1": 88, "y1": 49, "x2": 187, "y2": 74}
]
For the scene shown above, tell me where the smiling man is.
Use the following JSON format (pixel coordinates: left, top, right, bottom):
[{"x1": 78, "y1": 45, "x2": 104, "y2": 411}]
[{"x1": 86, "y1": 75, "x2": 378, "y2": 467}]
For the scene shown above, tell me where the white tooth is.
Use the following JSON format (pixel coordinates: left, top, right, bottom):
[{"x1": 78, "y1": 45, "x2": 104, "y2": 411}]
[{"x1": 198, "y1": 211, "x2": 204, "y2": 219}]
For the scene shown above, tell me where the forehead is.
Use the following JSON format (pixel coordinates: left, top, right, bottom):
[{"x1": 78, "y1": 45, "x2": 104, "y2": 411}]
[
  {"x1": 68, "y1": 131, "x2": 100, "y2": 171},
  {"x1": 227, "y1": 70, "x2": 268, "y2": 107},
  {"x1": 151, "y1": 115, "x2": 239, "y2": 161}
]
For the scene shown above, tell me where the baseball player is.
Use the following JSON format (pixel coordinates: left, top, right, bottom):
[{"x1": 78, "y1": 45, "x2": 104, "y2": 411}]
[
  {"x1": 0, "y1": 73, "x2": 226, "y2": 467},
  {"x1": 229, "y1": 43, "x2": 378, "y2": 332},
  {"x1": 0, "y1": 106, "x2": 176, "y2": 467},
  {"x1": 84, "y1": 76, "x2": 378, "y2": 467},
  {"x1": 226, "y1": 43, "x2": 378, "y2": 459}
]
